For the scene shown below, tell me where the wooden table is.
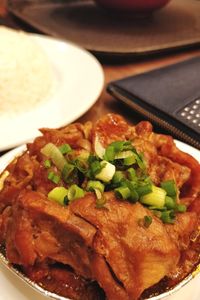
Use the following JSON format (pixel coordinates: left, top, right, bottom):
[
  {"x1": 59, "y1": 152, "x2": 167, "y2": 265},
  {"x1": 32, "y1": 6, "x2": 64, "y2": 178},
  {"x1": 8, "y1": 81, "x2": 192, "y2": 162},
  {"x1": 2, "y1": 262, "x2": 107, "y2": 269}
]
[{"x1": 1, "y1": 1, "x2": 200, "y2": 155}]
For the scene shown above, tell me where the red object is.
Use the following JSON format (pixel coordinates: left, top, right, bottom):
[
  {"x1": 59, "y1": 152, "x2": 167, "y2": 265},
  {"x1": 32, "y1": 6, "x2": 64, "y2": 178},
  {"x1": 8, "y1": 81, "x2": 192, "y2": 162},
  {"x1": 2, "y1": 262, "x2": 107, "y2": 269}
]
[{"x1": 94, "y1": 0, "x2": 171, "y2": 13}]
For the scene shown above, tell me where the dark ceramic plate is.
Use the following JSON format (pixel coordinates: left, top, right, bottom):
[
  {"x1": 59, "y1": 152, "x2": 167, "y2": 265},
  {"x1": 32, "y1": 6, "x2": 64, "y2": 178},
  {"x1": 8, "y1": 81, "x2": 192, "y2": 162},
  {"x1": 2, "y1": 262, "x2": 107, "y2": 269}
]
[{"x1": 7, "y1": 0, "x2": 200, "y2": 57}]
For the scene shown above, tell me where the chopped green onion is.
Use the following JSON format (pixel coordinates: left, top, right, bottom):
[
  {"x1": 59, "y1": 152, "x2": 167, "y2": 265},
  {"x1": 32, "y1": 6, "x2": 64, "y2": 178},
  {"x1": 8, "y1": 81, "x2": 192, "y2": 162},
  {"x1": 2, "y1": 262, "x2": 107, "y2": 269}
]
[
  {"x1": 73, "y1": 158, "x2": 88, "y2": 174},
  {"x1": 112, "y1": 171, "x2": 125, "y2": 184},
  {"x1": 88, "y1": 155, "x2": 98, "y2": 164},
  {"x1": 138, "y1": 215, "x2": 152, "y2": 228},
  {"x1": 48, "y1": 171, "x2": 60, "y2": 184},
  {"x1": 94, "y1": 188, "x2": 106, "y2": 208},
  {"x1": 122, "y1": 179, "x2": 138, "y2": 193},
  {"x1": 149, "y1": 206, "x2": 167, "y2": 211},
  {"x1": 86, "y1": 180, "x2": 105, "y2": 193},
  {"x1": 59, "y1": 143, "x2": 72, "y2": 155},
  {"x1": 95, "y1": 160, "x2": 116, "y2": 183},
  {"x1": 44, "y1": 159, "x2": 51, "y2": 168},
  {"x1": 104, "y1": 141, "x2": 133, "y2": 162},
  {"x1": 175, "y1": 204, "x2": 187, "y2": 213},
  {"x1": 161, "y1": 180, "x2": 177, "y2": 197},
  {"x1": 91, "y1": 160, "x2": 104, "y2": 175},
  {"x1": 64, "y1": 196, "x2": 69, "y2": 205},
  {"x1": 135, "y1": 153, "x2": 146, "y2": 170},
  {"x1": 86, "y1": 156, "x2": 101, "y2": 179},
  {"x1": 103, "y1": 140, "x2": 146, "y2": 170},
  {"x1": 41, "y1": 143, "x2": 67, "y2": 171},
  {"x1": 115, "y1": 186, "x2": 131, "y2": 200},
  {"x1": 104, "y1": 145, "x2": 116, "y2": 162},
  {"x1": 160, "y1": 210, "x2": 175, "y2": 224},
  {"x1": 129, "y1": 189, "x2": 139, "y2": 203},
  {"x1": 165, "y1": 196, "x2": 175, "y2": 209},
  {"x1": 62, "y1": 163, "x2": 75, "y2": 183},
  {"x1": 113, "y1": 141, "x2": 133, "y2": 151},
  {"x1": 136, "y1": 184, "x2": 152, "y2": 197},
  {"x1": 114, "y1": 150, "x2": 134, "y2": 160},
  {"x1": 94, "y1": 135, "x2": 105, "y2": 159},
  {"x1": 139, "y1": 175, "x2": 152, "y2": 186},
  {"x1": 144, "y1": 215, "x2": 152, "y2": 228},
  {"x1": 48, "y1": 187, "x2": 68, "y2": 205},
  {"x1": 127, "y1": 168, "x2": 137, "y2": 181},
  {"x1": 121, "y1": 180, "x2": 139, "y2": 202},
  {"x1": 140, "y1": 186, "x2": 166, "y2": 208},
  {"x1": 68, "y1": 184, "x2": 85, "y2": 201},
  {"x1": 124, "y1": 155, "x2": 136, "y2": 166}
]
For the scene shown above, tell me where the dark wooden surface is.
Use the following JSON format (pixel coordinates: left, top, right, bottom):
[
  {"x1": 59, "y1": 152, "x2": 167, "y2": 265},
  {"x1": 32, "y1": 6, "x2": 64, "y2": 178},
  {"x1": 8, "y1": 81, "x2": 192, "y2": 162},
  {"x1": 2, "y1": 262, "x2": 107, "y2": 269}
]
[{"x1": 1, "y1": 1, "x2": 200, "y2": 155}]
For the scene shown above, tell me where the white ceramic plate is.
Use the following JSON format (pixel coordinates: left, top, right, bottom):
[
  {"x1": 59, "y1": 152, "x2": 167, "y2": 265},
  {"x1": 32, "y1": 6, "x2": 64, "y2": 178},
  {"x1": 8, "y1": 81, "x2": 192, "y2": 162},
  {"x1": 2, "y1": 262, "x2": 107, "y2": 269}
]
[
  {"x1": 0, "y1": 34, "x2": 104, "y2": 152},
  {"x1": 0, "y1": 141, "x2": 199, "y2": 300}
]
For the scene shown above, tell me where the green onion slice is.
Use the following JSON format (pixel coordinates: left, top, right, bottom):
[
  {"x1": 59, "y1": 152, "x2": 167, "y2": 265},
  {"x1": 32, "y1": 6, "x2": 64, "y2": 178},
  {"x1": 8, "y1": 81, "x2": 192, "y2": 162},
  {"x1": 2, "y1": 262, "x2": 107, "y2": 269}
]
[
  {"x1": 161, "y1": 210, "x2": 175, "y2": 224},
  {"x1": 165, "y1": 196, "x2": 175, "y2": 209},
  {"x1": 124, "y1": 155, "x2": 136, "y2": 166},
  {"x1": 94, "y1": 136, "x2": 106, "y2": 159},
  {"x1": 121, "y1": 179, "x2": 137, "y2": 193},
  {"x1": 68, "y1": 184, "x2": 85, "y2": 202},
  {"x1": 144, "y1": 215, "x2": 152, "y2": 228},
  {"x1": 48, "y1": 171, "x2": 60, "y2": 184},
  {"x1": 103, "y1": 145, "x2": 115, "y2": 162},
  {"x1": 115, "y1": 186, "x2": 131, "y2": 200},
  {"x1": 95, "y1": 161, "x2": 116, "y2": 183},
  {"x1": 94, "y1": 188, "x2": 106, "y2": 208},
  {"x1": 44, "y1": 159, "x2": 51, "y2": 168},
  {"x1": 175, "y1": 204, "x2": 187, "y2": 213},
  {"x1": 104, "y1": 141, "x2": 133, "y2": 162},
  {"x1": 136, "y1": 184, "x2": 152, "y2": 197},
  {"x1": 140, "y1": 186, "x2": 166, "y2": 208},
  {"x1": 73, "y1": 158, "x2": 88, "y2": 174},
  {"x1": 87, "y1": 157, "x2": 104, "y2": 178},
  {"x1": 135, "y1": 153, "x2": 146, "y2": 170},
  {"x1": 129, "y1": 189, "x2": 139, "y2": 203},
  {"x1": 161, "y1": 180, "x2": 177, "y2": 197},
  {"x1": 149, "y1": 206, "x2": 167, "y2": 211},
  {"x1": 86, "y1": 180, "x2": 105, "y2": 193},
  {"x1": 48, "y1": 187, "x2": 68, "y2": 205},
  {"x1": 114, "y1": 150, "x2": 134, "y2": 160},
  {"x1": 41, "y1": 143, "x2": 67, "y2": 171},
  {"x1": 112, "y1": 171, "x2": 125, "y2": 184},
  {"x1": 62, "y1": 163, "x2": 75, "y2": 183},
  {"x1": 59, "y1": 143, "x2": 72, "y2": 155},
  {"x1": 127, "y1": 168, "x2": 137, "y2": 181}
]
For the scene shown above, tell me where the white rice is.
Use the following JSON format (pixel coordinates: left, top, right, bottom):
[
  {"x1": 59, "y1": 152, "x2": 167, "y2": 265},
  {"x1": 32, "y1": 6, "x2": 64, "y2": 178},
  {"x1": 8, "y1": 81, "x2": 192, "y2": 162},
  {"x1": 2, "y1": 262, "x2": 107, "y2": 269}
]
[{"x1": 0, "y1": 26, "x2": 53, "y2": 116}]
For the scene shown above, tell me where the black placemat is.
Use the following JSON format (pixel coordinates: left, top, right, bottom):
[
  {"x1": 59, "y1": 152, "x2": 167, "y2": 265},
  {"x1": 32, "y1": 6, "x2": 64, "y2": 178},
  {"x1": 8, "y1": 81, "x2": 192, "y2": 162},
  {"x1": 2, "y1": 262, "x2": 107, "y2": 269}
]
[{"x1": 8, "y1": 0, "x2": 200, "y2": 57}]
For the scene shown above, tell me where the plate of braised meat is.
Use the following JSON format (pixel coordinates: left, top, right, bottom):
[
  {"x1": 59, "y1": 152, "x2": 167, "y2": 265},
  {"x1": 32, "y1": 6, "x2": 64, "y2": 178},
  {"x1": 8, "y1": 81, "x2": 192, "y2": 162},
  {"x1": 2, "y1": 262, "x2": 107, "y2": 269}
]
[{"x1": 0, "y1": 114, "x2": 199, "y2": 300}]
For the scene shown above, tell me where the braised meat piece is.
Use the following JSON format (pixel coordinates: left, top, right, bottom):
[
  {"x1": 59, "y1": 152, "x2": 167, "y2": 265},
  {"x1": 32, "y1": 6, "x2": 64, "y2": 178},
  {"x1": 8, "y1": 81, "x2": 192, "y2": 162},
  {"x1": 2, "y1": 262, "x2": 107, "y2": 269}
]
[
  {"x1": 27, "y1": 123, "x2": 87, "y2": 158},
  {"x1": 0, "y1": 152, "x2": 37, "y2": 213},
  {"x1": 3, "y1": 190, "x2": 187, "y2": 300},
  {"x1": 70, "y1": 192, "x2": 180, "y2": 300}
]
